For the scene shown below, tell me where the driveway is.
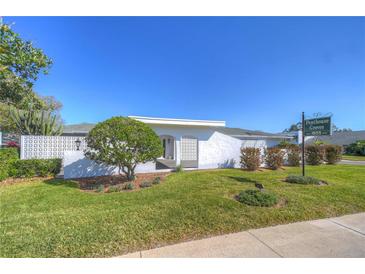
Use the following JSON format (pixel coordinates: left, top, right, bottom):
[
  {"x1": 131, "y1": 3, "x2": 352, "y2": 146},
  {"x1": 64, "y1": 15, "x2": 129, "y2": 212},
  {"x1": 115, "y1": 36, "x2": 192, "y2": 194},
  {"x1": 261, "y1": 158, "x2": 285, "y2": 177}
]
[
  {"x1": 340, "y1": 160, "x2": 365, "y2": 166},
  {"x1": 118, "y1": 213, "x2": 365, "y2": 258}
]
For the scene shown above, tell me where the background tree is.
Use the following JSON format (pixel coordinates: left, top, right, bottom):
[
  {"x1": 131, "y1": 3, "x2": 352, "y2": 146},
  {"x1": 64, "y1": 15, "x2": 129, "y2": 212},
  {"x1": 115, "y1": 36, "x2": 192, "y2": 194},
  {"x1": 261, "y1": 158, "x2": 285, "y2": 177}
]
[
  {"x1": 282, "y1": 113, "x2": 351, "y2": 133},
  {"x1": 0, "y1": 19, "x2": 63, "y2": 132},
  {"x1": 85, "y1": 117, "x2": 163, "y2": 180},
  {"x1": 10, "y1": 107, "x2": 63, "y2": 135}
]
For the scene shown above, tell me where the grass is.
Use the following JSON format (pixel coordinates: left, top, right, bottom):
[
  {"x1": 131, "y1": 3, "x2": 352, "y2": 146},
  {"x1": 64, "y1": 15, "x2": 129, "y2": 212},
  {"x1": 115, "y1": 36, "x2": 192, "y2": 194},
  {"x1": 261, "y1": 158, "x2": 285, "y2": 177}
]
[
  {"x1": 342, "y1": 154, "x2": 365, "y2": 161},
  {"x1": 1, "y1": 165, "x2": 365, "y2": 257}
]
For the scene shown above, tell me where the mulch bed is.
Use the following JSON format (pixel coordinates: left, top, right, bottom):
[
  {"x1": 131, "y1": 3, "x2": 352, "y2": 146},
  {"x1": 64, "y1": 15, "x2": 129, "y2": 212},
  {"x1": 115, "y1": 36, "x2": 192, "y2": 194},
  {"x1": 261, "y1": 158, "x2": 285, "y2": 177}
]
[
  {"x1": 75, "y1": 172, "x2": 170, "y2": 192},
  {"x1": 0, "y1": 176, "x2": 53, "y2": 187}
]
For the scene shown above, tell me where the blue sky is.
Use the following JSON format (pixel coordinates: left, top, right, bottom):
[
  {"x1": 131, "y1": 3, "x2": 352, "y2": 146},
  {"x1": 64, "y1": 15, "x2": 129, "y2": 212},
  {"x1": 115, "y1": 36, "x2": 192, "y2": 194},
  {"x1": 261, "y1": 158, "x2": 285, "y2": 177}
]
[{"x1": 6, "y1": 17, "x2": 365, "y2": 132}]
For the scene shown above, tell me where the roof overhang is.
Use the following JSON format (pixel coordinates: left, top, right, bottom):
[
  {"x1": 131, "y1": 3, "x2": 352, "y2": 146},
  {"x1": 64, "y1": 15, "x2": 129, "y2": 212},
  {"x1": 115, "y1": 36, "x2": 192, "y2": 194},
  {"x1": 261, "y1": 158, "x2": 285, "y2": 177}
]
[
  {"x1": 129, "y1": 116, "x2": 226, "y2": 127},
  {"x1": 231, "y1": 134, "x2": 294, "y2": 140}
]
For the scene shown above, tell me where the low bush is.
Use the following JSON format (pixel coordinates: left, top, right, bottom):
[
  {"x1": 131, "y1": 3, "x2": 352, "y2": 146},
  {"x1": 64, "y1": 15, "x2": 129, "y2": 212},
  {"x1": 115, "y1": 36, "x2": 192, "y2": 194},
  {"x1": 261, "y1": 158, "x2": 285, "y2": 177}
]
[
  {"x1": 305, "y1": 144, "x2": 324, "y2": 165},
  {"x1": 237, "y1": 189, "x2": 277, "y2": 207},
  {"x1": 285, "y1": 175, "x2": 320, "y2": 185},
  {"x1": 140, "y1": 181, "x2": 152, "y2": 188},
  {"x1": 324, "y1": 144, "x2": 342, "y2": 164},
  {"x1": 123, "y1": 182, "x2": 135, "y2": 190},
  {"x1": 11, "y1": 159, "x2": 62, "y2": 178},
  {"x1": 240, "y1": 147, "x2": 261, "y2": 171},
  {"x1": 345, "y1": 140, "x2": 365, "y2": 156},
  {"x1": 0, "y1": 148, "x2": 19, "y2": 181},
  {"x1": 175, "y1": 164, "x2": 183, "y2": 173},
  {"x1": 287, "y1": 145, "x2": 301, "y2": 166},
  {"x1": 264, "y1": 147, "x2": 285, "y2": 170},
  {"x1": 152, "y1": 177, "x2": 161, "y2": 184},
  {"x1": 107, "y1": 185, "x2": 120, "y2": 193},
  {"x1": 96, "y1": 185, "x2": 104, "y2": 193}
]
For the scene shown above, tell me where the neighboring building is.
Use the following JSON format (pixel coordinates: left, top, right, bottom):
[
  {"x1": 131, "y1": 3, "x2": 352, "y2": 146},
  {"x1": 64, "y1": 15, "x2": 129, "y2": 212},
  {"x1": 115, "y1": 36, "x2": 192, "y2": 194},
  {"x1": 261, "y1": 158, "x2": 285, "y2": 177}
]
[
  {"x1": 305, "y1": 130, "x2": 365, "y2": 146},
  {"x1": 62, "y1": 123, "x2": 95, "y2": 136},
  {"x1": 62, "y1": 116, "x2": 294, "y2": 178}
]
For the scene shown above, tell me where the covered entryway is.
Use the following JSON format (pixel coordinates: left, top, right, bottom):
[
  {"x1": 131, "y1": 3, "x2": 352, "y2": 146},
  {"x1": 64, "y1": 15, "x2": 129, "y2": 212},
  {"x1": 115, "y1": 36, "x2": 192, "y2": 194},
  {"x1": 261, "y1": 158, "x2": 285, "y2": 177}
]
[
  {"x1": 181, "y1": 136, "x2": 198, "y2": 168},
  {"x1": 156, "y1": 135, "x2": 176, "y2": 169}
]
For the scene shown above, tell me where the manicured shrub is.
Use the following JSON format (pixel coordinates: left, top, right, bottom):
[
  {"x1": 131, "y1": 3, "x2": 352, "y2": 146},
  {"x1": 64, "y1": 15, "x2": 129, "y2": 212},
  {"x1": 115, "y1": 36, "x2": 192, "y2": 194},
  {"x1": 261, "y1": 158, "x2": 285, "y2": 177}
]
[
  {"x1": 285, "y1": 175, "x2": 320, "y2": 185},
  {"x1": 264, "y1": 147, "x2": 285, "y2": 170},
  {"x1": 140, "y1": 181, "x2": 152, "y2": 188},
  {"x1": 287, "y1": 145, "x2": 301, "y2": 166},
  {"x1": 152, "y1": 177, "x2": 161, "y2": 184},
  {"x1": 0, "y1": 148, "x2": 19, "y2": 181},
  {"x1": 123, "y1": 182, "x2": 135, "y2": 190},
  {"x1": 240, "y1": 147, "x2": 261, "y2": 171},
  {"x1": 85, "y1": 116, "x2": 163, "y2": 181},
  {"x1": 324, "y1": 145, "x2": 342, "y2": 164},
  {"x1": 305, "y1": 144, "x2": 324, "y2": 165},
  {"x1": 11, "y1": 159, "x2": 62, "y2": 178},
  {"x1": 237, "y1": 189, "x2": 277, "y2": 207}
]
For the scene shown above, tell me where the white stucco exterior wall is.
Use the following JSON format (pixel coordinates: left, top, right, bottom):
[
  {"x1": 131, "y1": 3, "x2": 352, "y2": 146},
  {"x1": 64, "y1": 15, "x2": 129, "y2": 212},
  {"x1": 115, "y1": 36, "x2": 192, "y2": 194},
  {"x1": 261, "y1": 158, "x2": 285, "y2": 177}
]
[
  {"x1": 63, "y1": 151, "x2": 159, "y2": 179},
  {"x1": 198, "y1": 131, "x2": 242, "y2": 168},
  {"x1": 63, "y1": 125, "x2": 285, "y2": 179}
]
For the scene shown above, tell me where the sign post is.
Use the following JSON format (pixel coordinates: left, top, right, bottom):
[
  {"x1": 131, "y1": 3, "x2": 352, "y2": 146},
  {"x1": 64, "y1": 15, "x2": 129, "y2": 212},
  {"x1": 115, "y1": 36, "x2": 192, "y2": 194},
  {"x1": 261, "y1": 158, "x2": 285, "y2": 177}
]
[{"x1": 301, "y1": 114, "x2": 332, "y2": 177}]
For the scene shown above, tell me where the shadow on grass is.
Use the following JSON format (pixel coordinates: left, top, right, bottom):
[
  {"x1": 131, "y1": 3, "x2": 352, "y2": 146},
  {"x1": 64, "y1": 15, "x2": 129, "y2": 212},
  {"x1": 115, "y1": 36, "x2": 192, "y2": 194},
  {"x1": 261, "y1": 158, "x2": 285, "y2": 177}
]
[
  {"x1": 44, "y1": 178, "x2": 79, "y2": 188},
  {"x1": 226, "y1": 176, "x2": 257, "y2": 184}
]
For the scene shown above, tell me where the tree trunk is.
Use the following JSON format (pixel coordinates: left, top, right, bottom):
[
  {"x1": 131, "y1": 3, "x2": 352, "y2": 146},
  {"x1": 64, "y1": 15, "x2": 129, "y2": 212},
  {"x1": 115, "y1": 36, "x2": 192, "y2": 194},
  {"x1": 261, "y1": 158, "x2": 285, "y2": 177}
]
[{"x1": 126, "y1": 166, "x2": 135, "y2": 181}]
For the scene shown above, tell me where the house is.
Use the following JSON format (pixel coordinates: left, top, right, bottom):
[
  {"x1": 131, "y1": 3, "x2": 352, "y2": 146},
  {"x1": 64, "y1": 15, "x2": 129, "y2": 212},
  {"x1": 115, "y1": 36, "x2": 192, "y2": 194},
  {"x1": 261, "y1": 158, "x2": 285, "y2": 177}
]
[{"x1": 62, "y1": 116, "x2": 293, "y2": 178}]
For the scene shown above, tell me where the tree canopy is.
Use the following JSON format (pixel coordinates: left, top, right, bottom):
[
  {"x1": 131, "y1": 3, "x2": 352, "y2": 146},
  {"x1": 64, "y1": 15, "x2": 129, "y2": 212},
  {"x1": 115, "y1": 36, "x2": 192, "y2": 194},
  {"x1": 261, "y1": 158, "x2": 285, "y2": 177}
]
[
  {"x1": 0, "y1": 20, "x2": 62, "y2": 133},
  {"x1": 85, "y1": 117, "x2": 163, "y2": 180}
]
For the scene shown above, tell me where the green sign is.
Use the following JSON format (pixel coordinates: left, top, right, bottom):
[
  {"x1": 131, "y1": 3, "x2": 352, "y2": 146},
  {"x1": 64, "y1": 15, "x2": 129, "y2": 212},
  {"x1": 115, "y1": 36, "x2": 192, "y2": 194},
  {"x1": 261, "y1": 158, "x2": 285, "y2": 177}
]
[{"x1": 304, "y1": 117, "x2": 331, "y2": 136}]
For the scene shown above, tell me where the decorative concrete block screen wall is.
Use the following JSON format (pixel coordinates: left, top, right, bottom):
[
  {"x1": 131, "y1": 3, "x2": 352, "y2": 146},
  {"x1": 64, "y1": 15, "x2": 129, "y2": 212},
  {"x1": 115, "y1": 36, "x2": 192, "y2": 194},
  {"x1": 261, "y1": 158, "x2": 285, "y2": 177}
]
[{"x1": 20, "y1": 135, "x2": 87, "y2": 159}]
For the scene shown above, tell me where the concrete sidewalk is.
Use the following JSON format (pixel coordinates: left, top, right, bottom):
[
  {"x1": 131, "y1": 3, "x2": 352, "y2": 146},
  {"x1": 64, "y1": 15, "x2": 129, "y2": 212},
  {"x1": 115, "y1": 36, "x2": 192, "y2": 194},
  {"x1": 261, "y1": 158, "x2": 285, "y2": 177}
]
[{"x1": 118, "y1": 213, "x2": 365, "y2": 258}]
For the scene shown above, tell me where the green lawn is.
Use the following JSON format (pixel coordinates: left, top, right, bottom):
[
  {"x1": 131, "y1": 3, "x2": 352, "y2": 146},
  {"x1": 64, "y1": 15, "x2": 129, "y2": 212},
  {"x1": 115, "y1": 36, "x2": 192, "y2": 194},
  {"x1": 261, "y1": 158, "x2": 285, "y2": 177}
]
[
  {"x1": 1, "y1": 165, "x2": 365, "y2": 257},
  {"x1": 342, "y1": 154, "x2": 365, "y2": 161}
]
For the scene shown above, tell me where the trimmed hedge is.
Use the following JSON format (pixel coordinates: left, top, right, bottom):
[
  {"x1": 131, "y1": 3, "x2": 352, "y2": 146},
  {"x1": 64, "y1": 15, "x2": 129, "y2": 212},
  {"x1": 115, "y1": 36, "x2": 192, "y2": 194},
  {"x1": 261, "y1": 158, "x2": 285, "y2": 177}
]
[
  {"x1": 265, "y1": 147, "x2": 285, "y2": 170},
  {"x1": 287, "y1": 145, "x2": 301, "y2": 166},
  {"x1": 285, "y1": 175, "x2": 320, "y2": 185},
  {"x1": 304, "y1": 144, "x2": 342, "y2": 165},
  {"x1": 305, "y1": 144, "x2": 325, "y2": 165},
  {"x1": 0, "y1": 148, "x2": 19, "y2": 181},
  {"x1": 10, "y1": 159, "x2": 62, "y2": 178},
  {"x1": 237, "y1": 189, "x2": 277, "y2": 207},
  {"x1": 0, "y1": 148, "x2": 61, "y2": 181},
  {"x1": 240, "y1": 147, "x2": 261, "y2": 171},
  {"x1": 324, "y1": 145, "x2": 342, "y2": 164}
]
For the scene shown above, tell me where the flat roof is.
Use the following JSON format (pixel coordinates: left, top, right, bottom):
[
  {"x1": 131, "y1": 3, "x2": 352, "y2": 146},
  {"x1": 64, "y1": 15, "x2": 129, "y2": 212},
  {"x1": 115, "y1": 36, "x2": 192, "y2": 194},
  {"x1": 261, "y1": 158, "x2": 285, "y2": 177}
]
[{"x1": 129, "y1": 116, "x2": 226, "y2": 127}]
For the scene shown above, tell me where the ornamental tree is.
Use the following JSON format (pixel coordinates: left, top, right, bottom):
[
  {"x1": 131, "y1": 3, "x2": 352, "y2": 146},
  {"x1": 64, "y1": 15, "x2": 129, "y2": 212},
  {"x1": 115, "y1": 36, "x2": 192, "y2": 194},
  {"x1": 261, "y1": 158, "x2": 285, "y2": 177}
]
[{"x1": 85, "y1": 117, "x2": 163, "y2": 181}]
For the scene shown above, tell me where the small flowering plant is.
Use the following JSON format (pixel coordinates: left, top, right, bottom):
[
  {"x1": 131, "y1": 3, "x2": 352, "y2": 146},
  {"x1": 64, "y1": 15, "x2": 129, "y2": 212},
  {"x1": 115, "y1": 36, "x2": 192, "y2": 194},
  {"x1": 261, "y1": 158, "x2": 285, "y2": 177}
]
[{"x1": 6, "y1": 141, "x2": 19, "y2": 148}]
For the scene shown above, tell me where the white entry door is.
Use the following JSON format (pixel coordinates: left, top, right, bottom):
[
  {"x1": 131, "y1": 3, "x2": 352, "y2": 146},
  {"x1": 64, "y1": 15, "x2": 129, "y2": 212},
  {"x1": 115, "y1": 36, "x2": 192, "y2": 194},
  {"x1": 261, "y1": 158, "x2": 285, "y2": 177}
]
[{"x1": 181, "y1": 136, "x2": 198, "y2": 167}]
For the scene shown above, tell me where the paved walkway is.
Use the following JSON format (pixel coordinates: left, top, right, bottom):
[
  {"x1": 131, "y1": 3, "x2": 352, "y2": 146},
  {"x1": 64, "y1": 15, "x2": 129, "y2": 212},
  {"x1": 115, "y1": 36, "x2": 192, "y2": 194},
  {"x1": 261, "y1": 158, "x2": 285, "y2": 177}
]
[
  {"x1": 118, "y1": 213, "x2": 365, "y2": 258},
  {"x1": 340, "y1": 160, "x2": 365, "y2": 166}
]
